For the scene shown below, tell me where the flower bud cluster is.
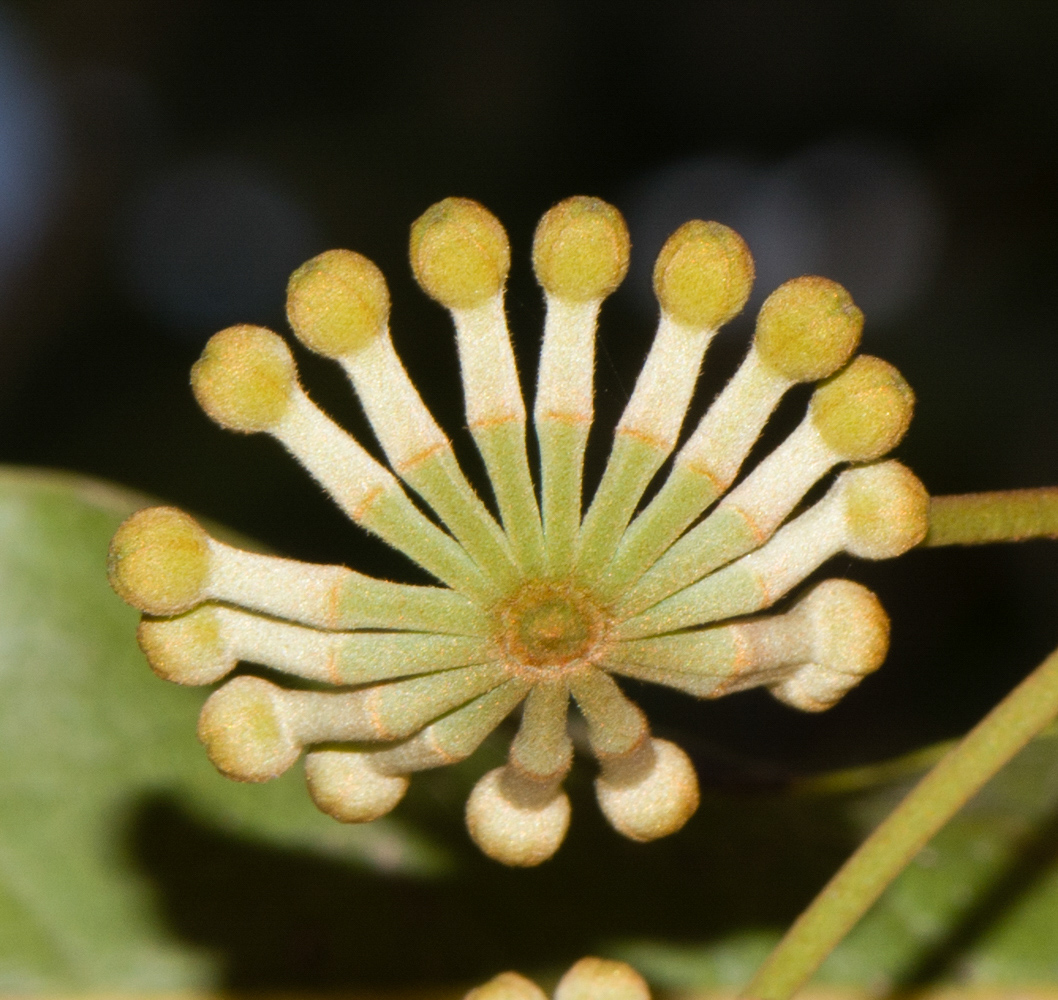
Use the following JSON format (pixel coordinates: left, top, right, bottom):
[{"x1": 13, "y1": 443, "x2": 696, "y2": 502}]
[{"x1": 109, "y1": 194, "x2": 927, "y2": 866}]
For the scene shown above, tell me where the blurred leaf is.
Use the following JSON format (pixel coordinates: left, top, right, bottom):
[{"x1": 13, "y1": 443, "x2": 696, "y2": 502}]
[{"x1": 0, "y1": 469, "x2": 445, "y2": 992}]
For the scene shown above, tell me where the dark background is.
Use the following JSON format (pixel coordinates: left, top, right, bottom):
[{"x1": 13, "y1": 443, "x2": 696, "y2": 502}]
[{"x1": 1, "y1": 2, "x2": 1058, "y2": 987}]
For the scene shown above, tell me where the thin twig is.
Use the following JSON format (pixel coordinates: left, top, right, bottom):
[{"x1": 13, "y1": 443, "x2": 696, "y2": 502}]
[{"x1": 925, "y1": 488, "x2": 1058, "y2": 547}]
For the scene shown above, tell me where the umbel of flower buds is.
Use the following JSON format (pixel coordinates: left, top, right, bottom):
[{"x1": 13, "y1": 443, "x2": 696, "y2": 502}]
[{"x1": 108, "y1": 193, "x2": 928, "y2": 866}]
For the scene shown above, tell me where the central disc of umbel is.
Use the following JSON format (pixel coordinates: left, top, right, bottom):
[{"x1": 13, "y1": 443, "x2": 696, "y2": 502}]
[{"x1": 497, "y1": 581, "x2": 608, "y2": 672}]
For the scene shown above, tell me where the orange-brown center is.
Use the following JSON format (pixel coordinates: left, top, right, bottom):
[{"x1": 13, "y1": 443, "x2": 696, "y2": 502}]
[{"x1": 495, "y1": 581, "x2": 609, "y2": 672}]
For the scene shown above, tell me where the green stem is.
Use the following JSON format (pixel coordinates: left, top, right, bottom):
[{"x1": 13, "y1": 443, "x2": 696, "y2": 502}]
[
  {"x1": 924, "y1": 488, "x2": 1058, "y2": 546},
  {"x1": 742, "y1": 642, "x2": 1058, "y2": 1000}
]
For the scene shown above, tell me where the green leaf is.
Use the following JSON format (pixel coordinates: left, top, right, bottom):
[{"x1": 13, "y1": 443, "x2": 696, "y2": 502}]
[{"x1": 0, "y1": 469, "x2": 445, "y2": 992}]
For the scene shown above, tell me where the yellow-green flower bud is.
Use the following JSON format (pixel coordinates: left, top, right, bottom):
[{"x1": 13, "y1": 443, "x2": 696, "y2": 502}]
[
  {"x1": 841, "y1": 461, "x2": 930, "y2": 559},
  {"x1": 811, "y1": 355, "x2": 915, "y2": 461},
  {"x1": 191, "y1": 324, "x2": 298, "y2": 433},
  {"x1": 197, "y1": 676, "x2": 300, "y2": 782},
  {"x1": 652, "y1": 220, "x2": 754, "y2": 329},
  {"x1": 137, "y1": 606, "x2": 234, "y2": 685},
  {"x1": 554, "y1": 957, "x2": 651, "y2": 1000},
  {"x1": 532, "y1": 196, "x2": 630, "y2": 301},
  {"x1": 465, "y1": 766, "x2": 571, "y2": 867},
  {"x1": 795, "y1": 578, "x2": 889, "y2": 679},
  {"x1": 286, "y1": 249, "x2": 390, "y2": 358},
  {"x1": 410, "y1": 197, "x2": 510, "y2": 309},
  {"x1": 465, "y1": 972, "x2": 548, "y2": 1000},
  {"x1": 107, "y1": 506, "x2": 210, "y2": 615},
  {"x1": 595, "y1": 738, "x2": 699, "y2": 842},
  {"x1": 769, "y1": 579, "x2": 890, "y2": 712},
  {"x1": 755, "y1": 276, "x2": 863, "y2": 382},
  {"x1": 304, "y1": 749, "x2": 409, "y2": 823}
]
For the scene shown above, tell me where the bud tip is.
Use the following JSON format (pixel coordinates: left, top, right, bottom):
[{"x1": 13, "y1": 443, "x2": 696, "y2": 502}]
[{"x1": 410, "y1": 197, "x2": 510, "y2": 309}]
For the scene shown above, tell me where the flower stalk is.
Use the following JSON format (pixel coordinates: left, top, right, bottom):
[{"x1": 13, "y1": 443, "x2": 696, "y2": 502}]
[{"x1": 924, "y1": 487, "x2": 1058, "y2": 546}]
